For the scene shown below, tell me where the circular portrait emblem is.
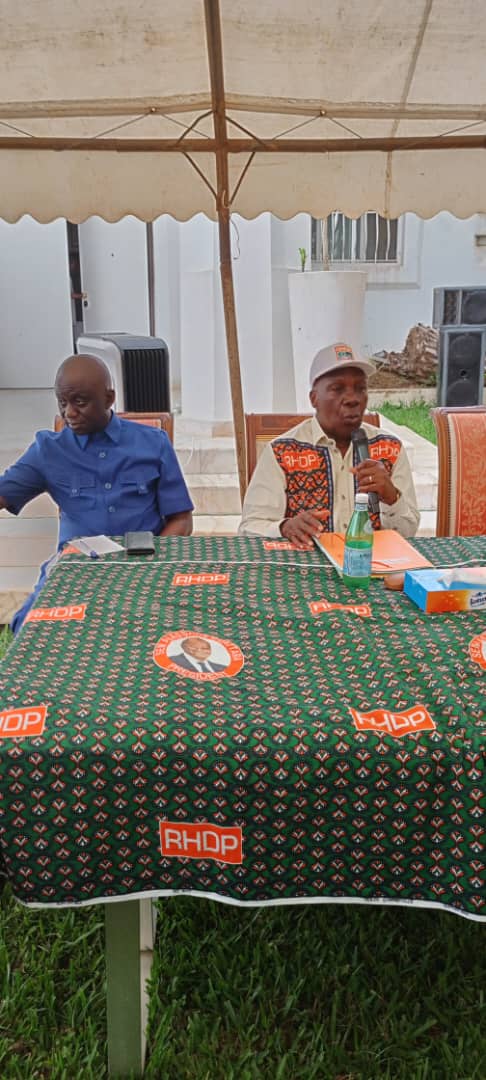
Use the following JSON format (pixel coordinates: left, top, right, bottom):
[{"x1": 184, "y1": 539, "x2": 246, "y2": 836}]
[
  {"x1": 469, "y1": 630, "x2": 486, "y2": 671},
  {"x1": 153, "y1": 630, "x2": 244, "y2": 681}
]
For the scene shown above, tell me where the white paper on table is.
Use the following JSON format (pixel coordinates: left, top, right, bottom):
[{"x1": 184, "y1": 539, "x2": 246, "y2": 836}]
[{"x1": 72, "y1": 535, "x2": 124, "y2": 556}]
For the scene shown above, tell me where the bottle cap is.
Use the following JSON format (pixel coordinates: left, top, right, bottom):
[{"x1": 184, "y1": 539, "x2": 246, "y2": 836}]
[{"x1": 355, "y1": 492, "x2": 369, "y2": 505}]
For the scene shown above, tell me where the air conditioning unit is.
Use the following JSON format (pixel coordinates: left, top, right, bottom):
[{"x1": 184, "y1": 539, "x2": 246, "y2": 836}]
[
  {"x1": 438, "y1": 327, "x2": 486, "y2": 406},
  {"x1": 433, "y1": 287, "x2": 486, "y2": 328},
  {"x1": 76, "y1": 333, "x2": 170, "y2": 412}
]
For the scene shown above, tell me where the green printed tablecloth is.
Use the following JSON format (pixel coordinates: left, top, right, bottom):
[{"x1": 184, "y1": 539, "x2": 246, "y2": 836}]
[{"x1": 0, "y1": 535, "x2": 484, "y2": 919}]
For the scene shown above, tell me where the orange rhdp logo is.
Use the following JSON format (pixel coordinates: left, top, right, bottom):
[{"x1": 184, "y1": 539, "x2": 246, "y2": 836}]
[
  {"x1": 469, "y1": 630, "x2": 486, "y2": 670},
  {"x1": 263, "y1": 540, "x2": 295, "y2": 551},
  {"x1": 309, "y1": 599, "x2": 372, "y2": 617},
  {"x1": 0, "y1": 705, "x2": 47, "y2": 738},
  {"x1": 159, "y1": 820, "x2": 243, "y2": 864},
  {"x1": 280, "y1": 449, "x2": 322, "y2": 472},
  {"x1": 370, "y1": 439, "x2": 400, "y2": 464},
  {"x1": 172, "y1": 573, "x2": 230, "y2": 586},
  {"x1": 26, "y1": 604, "x2": 87, "y2": 623},
  {"x1": 350, "y1": 704, "x2": 436, "y2": 739}
]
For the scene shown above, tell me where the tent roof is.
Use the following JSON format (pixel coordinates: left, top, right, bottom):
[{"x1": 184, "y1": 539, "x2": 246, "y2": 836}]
[{"x1": 2, "y1": 0, "x2": 486, "y2": 222}]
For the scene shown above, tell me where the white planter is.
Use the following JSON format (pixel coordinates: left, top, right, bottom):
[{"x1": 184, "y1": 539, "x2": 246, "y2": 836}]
[{"x1": 288, "y1": 270, "x2": 367, "y2": 411}]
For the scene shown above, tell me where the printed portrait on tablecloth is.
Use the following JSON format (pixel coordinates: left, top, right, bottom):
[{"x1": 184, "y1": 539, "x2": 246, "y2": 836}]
[{"x1": 154, "y1": 631, "x2": 244, "y2": 681}]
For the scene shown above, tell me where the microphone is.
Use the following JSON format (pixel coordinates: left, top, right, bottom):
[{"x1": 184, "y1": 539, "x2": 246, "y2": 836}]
[{"x1": 351, "y1": 427, "x2": 380, "y2": 519}]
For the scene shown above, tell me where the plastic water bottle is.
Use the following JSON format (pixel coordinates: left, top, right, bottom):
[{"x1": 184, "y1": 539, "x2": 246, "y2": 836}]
[{"x1": 342, "y1": 492, "x2": 373, "y2": 588}]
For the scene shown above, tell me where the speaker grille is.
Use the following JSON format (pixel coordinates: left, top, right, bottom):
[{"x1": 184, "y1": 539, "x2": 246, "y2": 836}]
[
  {"x1": 438, "y1": 328, "x2": 485, "y2": 406},
  {"x1": 434, "y1": 286, "x2": 486, "y2": 326},
  {"x1": 443, "y1": 290, "x2": 460, "y2": 324},
  {"x1": 122, "y1": 348, "x2": 170, "y2": 412},
  {"x1": 461, "y1": 290, "x2": 486, "y2": 325}
]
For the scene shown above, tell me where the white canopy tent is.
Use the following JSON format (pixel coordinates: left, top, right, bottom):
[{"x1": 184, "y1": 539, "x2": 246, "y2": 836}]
[{"x1": 2, "y1": 0, "x2": 486, "y2": 492}]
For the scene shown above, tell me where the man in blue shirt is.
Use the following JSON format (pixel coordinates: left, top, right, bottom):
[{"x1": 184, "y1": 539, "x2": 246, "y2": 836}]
[{"x1": 0, "y1": 354, "x2": 194, "y2": 633}]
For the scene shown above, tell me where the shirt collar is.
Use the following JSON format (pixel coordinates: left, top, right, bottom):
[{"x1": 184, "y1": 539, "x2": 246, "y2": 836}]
[
  {"x1": 103, "y1": 411, "x2": 121, "y2": 443},
  {"x1": 185, "y1": 655, "x2": 204, "y2": 671},
  {"x1": 311, "y1": 414, "x2": 334, "y2": 445},
  {"x1": 72, "y1": 411, "x2": 121, "y2": 450},
  {"x1": 310, "y1": 414, "x2": 355, "y2": 457},
  {"x1": 185, "y1": 655, "x2": 212, "y2": 672}
]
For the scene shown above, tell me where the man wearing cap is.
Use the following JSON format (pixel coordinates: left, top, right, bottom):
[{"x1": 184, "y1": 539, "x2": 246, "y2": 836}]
[{"x1": 239, "y1": 342, "x2": 420, "y2": 548}]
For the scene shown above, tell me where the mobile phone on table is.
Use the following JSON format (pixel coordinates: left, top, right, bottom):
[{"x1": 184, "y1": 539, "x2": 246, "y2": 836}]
[{"x1": 124, "y1": 531, "x2": 155, "y2": 555}]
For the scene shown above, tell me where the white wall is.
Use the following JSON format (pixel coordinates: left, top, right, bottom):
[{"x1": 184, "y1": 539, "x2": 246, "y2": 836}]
[
  {"x1": 0, "y1": 216, "x2": 72, "y2": 387},
  {"x1": 79, "y1": 216, "x2": 149, "y2": 336},
  {"x1": 3, "y1": 210, "x2": 486, "y2": 414},
  {"x1": 179, "y1": 214, "x2": 220, "y2": 420},
  {"x1": 232, "y1": 214, "x2": 273, "y2": 412},
  {"x1": 153, "y1": 216, "x2": 181, "y2": 404},
  {"x1": 362, "y1": 212, "x2": 486, "y2": 355},
  {"x1": 271, "y1": 215, "x2": 310, "y2": 410}
]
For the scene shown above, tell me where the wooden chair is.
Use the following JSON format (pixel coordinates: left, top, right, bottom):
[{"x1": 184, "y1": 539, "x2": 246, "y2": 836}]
[
  {"x1": 432, "y1": 406, "x2": 486, "y2": 536},
  {"x1": 54, "y1": 411, "x2": 174, "y2": 443},
  {"x1": 245, "y1": 411, "x2": 380, "y2": 485}
]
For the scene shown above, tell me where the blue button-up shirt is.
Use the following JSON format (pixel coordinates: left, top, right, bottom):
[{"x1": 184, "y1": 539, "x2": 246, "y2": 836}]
[{"x1": 0, "y1": 412, "x2": 193, "y2": 548}]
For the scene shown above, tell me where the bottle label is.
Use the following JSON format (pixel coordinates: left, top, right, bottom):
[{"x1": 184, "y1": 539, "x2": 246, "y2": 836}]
[{"x1": 343, "y1": 546, "x2": 372, "y2": 579}]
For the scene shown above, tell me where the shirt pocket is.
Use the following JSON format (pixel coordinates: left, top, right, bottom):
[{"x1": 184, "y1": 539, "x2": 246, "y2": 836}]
[
  {"x1": 119, "y1": 468, "x2": 159, "y2": 498},
  {"x1": 49, "y1": 471, "x2": 97, "y2": 510}
]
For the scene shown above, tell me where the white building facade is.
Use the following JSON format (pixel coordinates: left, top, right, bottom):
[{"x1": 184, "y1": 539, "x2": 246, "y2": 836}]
[{"x1": 1, "y1": 211, "x2": 486, "y2": 419}]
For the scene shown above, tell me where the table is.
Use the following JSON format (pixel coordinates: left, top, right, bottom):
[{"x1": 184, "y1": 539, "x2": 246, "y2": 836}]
[{"x1": 0, "y1": 535, "x2": 484, "y2": 1075}]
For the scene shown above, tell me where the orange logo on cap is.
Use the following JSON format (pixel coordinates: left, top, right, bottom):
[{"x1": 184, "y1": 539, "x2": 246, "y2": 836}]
[
  {"x1": 0, "y1": 705, "x2": 47, "y2": 738},
  {"x1": 350, "y1": 704, "x2": 436, "y2": 739},
  {"x1": 334, "y1": 343, "x2": 354, "y2": 364},
  {"x1": 159, "y1": 820, "x2": 243, "y2": 864}
]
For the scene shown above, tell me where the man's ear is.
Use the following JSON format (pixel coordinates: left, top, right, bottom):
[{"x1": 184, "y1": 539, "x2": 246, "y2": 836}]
[
  {"x1": 309, "y1": 387, "x2": 317, "y2": 410},
  {"x1": 106, "y1": 388, "x2": 116, "y2": 409}
]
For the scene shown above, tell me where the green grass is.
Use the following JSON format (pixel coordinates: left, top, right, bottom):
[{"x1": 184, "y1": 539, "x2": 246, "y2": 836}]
[
  {"x1": 0, "y1": 626, "x2": 12, "y2": 658},
  {"x1": 1, "y1": 630, "x2": 485, "y2": 1079},
  {"x1": 379, "y1": 401, "x2": 437, "y2": 445},
  {"x1": 0, "y1": 891, "x2": 484, "y2": 1079}
]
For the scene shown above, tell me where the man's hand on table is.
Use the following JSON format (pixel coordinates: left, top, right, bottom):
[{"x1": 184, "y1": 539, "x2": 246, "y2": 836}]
[
  {"x1": 160, "y1": 511, "x2": 193, "y2": 537},
  {"x1": 280, "y1": 509, "x2": 330, "y2": 550},
  {"x1": 352, "y1": 458, "x2": 400, "y2": 506}
]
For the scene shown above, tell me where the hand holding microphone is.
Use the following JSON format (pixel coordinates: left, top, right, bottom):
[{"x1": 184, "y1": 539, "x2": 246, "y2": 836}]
[{"x1": 351, "y1": 428, "x2": 400, "y2": 513}]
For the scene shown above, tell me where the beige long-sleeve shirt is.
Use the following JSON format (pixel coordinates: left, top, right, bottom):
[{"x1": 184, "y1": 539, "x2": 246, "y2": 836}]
[{"x1": 239, "y1": 416, "x2": 420, "y2": 539}]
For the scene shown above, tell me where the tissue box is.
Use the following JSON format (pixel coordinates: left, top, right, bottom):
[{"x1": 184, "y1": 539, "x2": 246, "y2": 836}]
[{"x1": 404, "y1": 568, "x2": 486, "y2": 613}]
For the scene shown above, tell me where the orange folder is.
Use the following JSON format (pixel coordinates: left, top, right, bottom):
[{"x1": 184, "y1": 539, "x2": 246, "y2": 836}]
[{"x1": 314, "y1": 529, "x2": 433, "y2": 576}]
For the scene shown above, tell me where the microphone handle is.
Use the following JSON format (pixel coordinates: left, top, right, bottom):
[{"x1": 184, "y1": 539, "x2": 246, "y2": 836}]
[
  {"x1": 354, "y1": 435, "x2": 380, "y2": 517},
  {"x1": 367, "y1": 489, "x2": 380, "y2": 517}
]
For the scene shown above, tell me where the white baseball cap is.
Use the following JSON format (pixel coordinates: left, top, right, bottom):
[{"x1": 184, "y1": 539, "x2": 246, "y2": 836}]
[{"x1": 309, "y1": 342, "x2": 375, "y2": 389}]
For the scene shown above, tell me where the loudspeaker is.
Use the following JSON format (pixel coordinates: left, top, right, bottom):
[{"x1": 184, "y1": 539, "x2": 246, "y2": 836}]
[
  {"x1": 76, "y1": 333, "x2": 170, "y2": 412},
  {"x1": 433, "y1": 287, "x2": 486, "y2": 327},
  {"x1": 438, "y1": 327, "x2": 486, "y2": 406}
]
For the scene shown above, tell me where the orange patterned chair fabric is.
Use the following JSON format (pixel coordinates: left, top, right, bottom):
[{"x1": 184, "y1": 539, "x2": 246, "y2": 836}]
[
  {"x1": 432, "y1": 406, "x2": 486, "y2": 536},
  {"x1": 245, "y1": 411, "x2": 380, "y2": 485},
  {"x1": 54, "y1": 411, "x2": 174, "y2": 443}
]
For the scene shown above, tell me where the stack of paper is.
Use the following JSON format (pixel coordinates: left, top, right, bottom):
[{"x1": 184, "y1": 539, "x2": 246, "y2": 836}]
[{"x1": 314, "y1": 530, "x2": 432, "y2": 576}]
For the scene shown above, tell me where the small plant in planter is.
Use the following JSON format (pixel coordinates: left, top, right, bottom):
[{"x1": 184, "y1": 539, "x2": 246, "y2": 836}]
[{"x1": 298, "y1": 247, "x2": 307, "y2": 272}]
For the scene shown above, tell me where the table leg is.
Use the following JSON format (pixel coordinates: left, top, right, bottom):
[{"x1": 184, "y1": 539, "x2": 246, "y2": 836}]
[{"x1": 105, "y1": 898, "x2": 157, "y2": 1078}]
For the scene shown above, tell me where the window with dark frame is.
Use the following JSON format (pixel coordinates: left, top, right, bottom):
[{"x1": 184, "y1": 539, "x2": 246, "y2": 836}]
[{"x1": 311, "y1": 213, "x2": 399, "y2": 266}]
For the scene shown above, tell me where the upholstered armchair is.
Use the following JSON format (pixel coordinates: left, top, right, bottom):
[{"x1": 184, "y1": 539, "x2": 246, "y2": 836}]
[{"x1": 432, "y1": 406, "x2": 486, "y2": 536}]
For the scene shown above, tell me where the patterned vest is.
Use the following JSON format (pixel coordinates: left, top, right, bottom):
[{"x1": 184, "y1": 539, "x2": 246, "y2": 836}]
[{"x1": 272, "y1": 432, "x2": 402, "y2": 531}]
